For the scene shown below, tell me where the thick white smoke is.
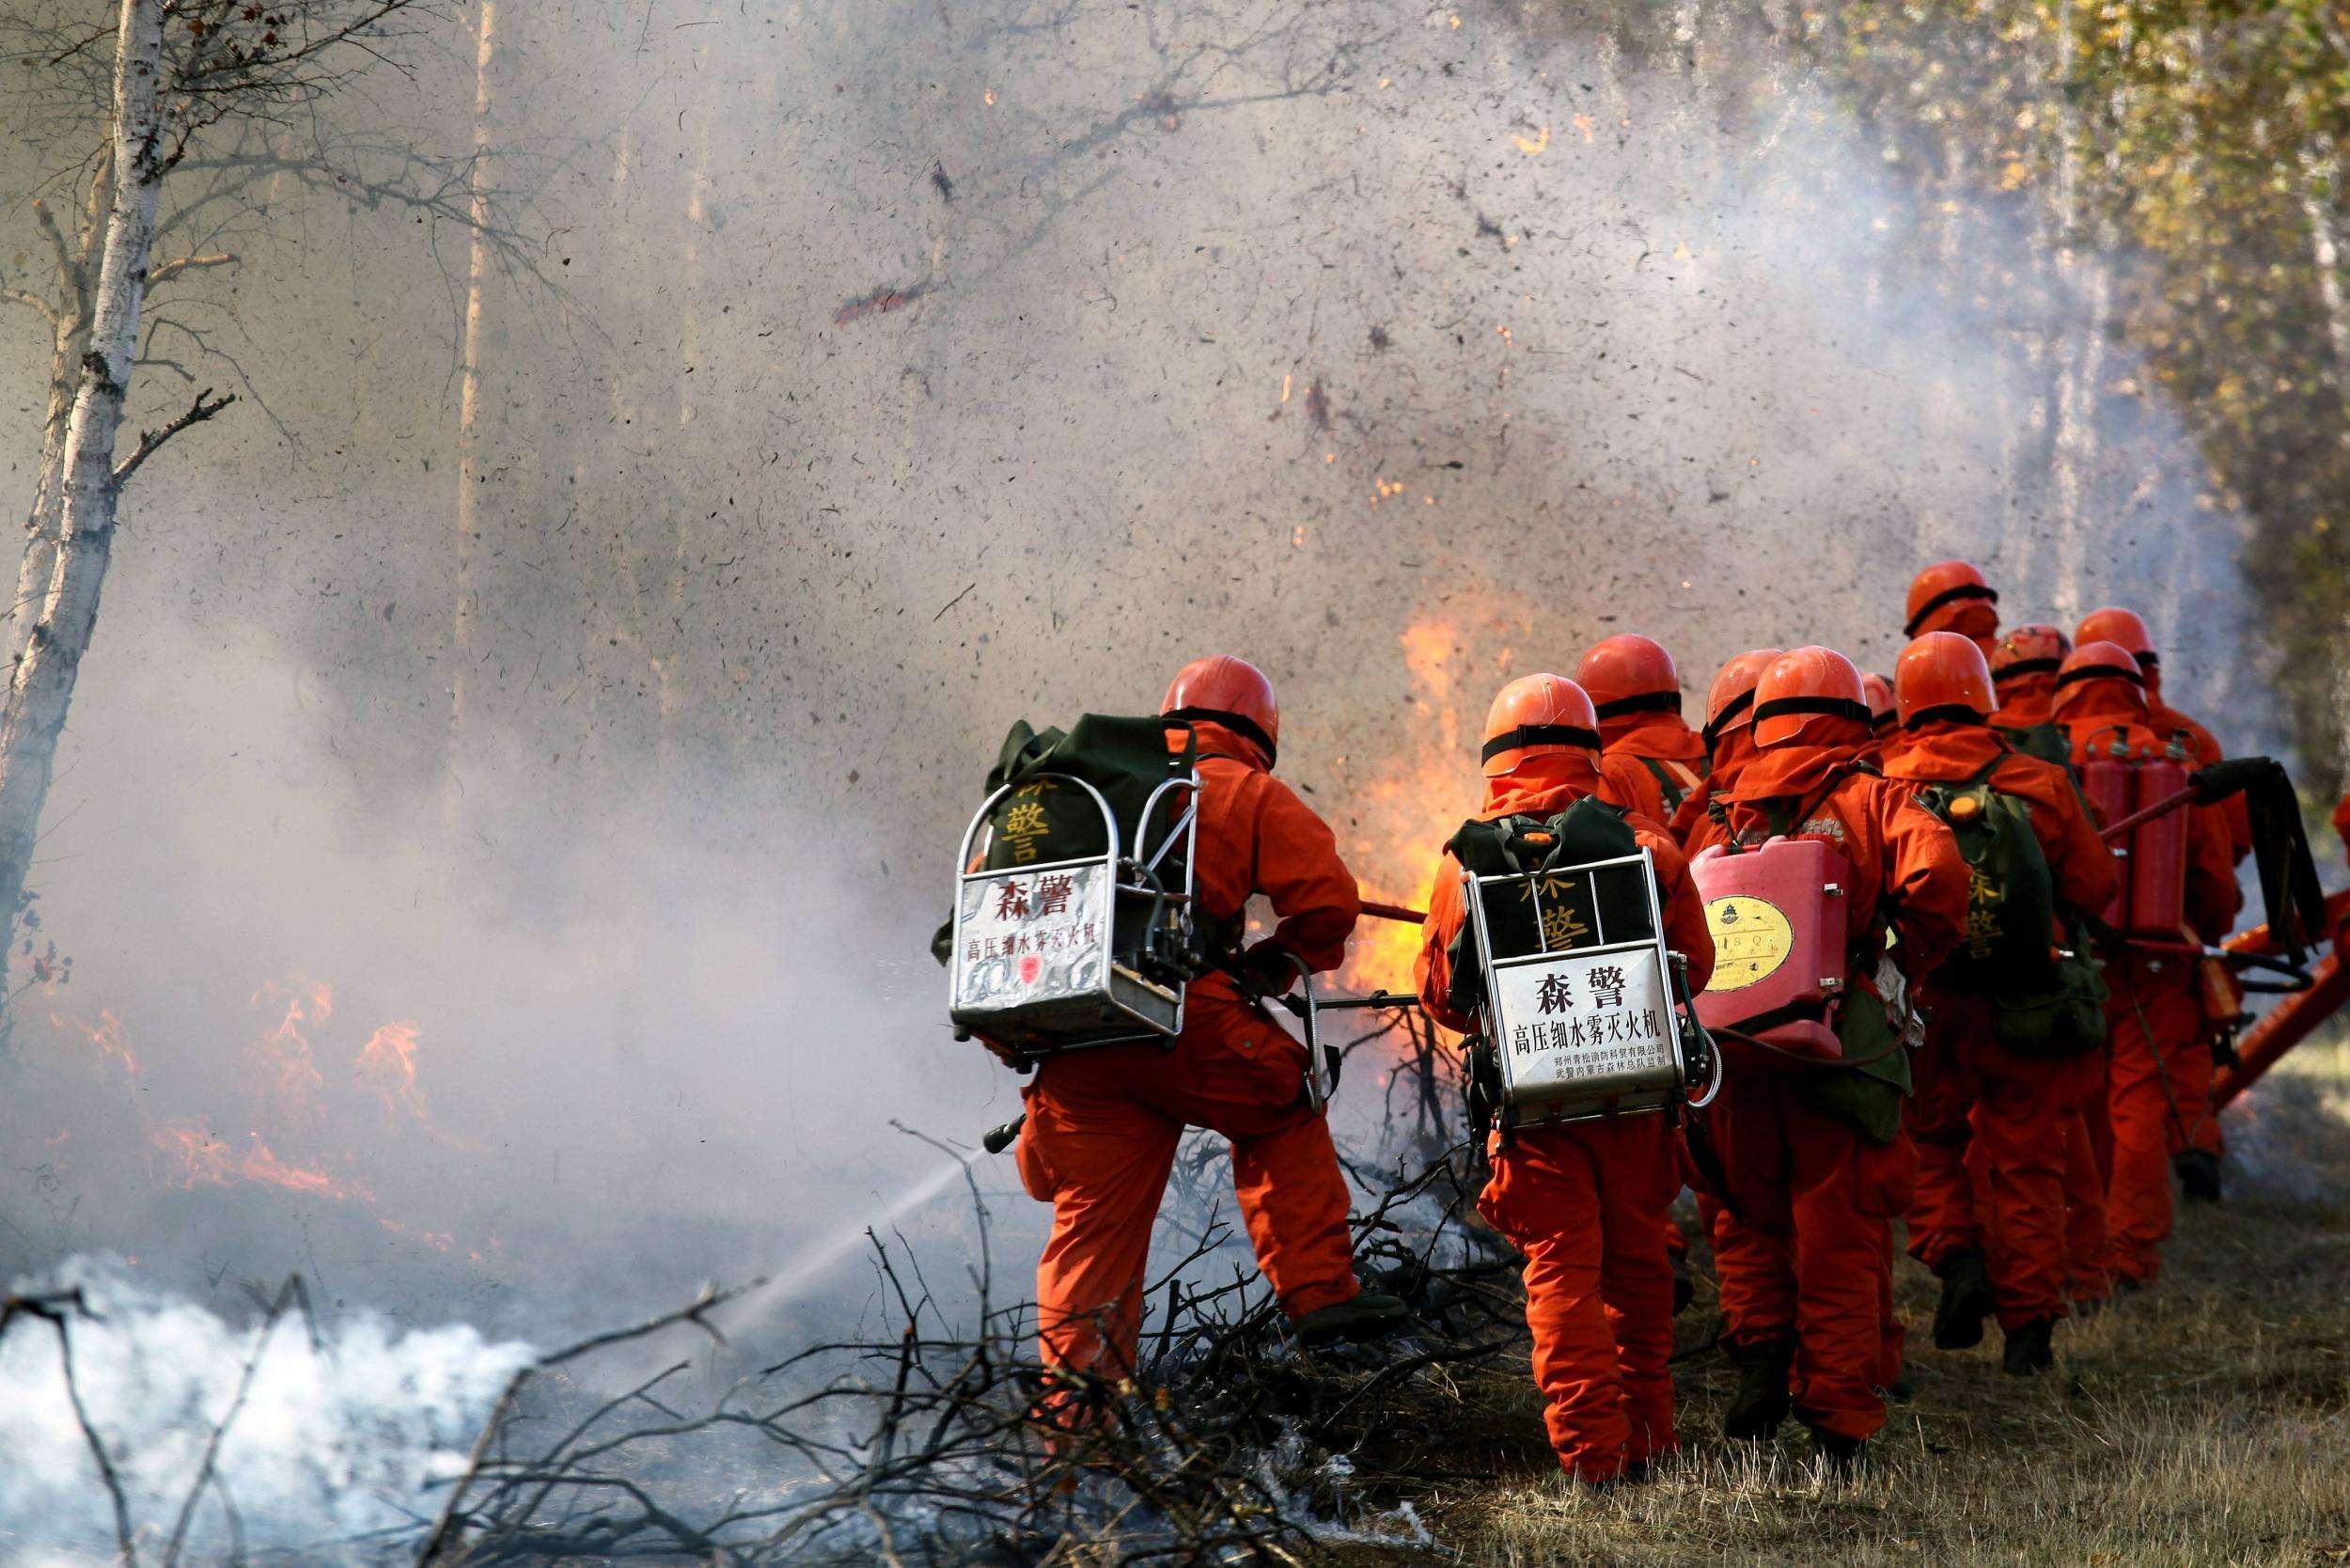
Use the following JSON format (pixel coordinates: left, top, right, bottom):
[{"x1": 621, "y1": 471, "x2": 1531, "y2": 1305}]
[{"x1": 0, "y1": 1256, "x2": 531, "y2": 1564}]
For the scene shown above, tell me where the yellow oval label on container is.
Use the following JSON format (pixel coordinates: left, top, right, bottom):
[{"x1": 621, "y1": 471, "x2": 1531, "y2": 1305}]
[{"x1": 1702, "y1": 896, "x2": 1794, "y2": 992}]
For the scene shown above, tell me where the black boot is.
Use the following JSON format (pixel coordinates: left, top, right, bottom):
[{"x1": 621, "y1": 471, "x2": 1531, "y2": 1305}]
[
  {"x1": 2175, "y1": 1149, "x2": 2222, "y2": 1204},
  {"x1": 1810, "y1": 1427, "x2": 1869, "y2": 1472},
  {"x1": 1932, "y1": 1248, "x2": 1996, "y2": 1351},
  {"x1": 2000, "y1": 1317, "x2": 2056, "y2": 1376},
  {"x1": 1723, "y1": 1336, "x2": 1794, "y2": 1441},
  {"x1": 1294, "y1": 1291, "x2": 1410, "y2": 1346}
]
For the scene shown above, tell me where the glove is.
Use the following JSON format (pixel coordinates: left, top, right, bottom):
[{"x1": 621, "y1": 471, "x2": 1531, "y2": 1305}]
[{"x1": 1234, "y1": 943, "x2": 1297, "y2": 997}]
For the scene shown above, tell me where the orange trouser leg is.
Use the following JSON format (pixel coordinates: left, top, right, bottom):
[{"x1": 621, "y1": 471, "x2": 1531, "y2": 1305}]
[
  {"x1": 1704, "y1": 1084, "x2": 1796, "y2": 1355},
  {"x1": 1018, "y1": 1066, "x2": 1183, "y2": 1385},
  {"x1": 2064, "y1": 1054, "x2": 2113, "y2": 1304},
  {"x1": 1973, "y1": 1045, "x2": 2097, "y2": 1329},
  {"x1": 1480, "y1": 1118, "x2": 1677, "y2": 1482},
  {"x1": 1708, "y1": 1076, "x2": 1910, "y2": 1441},
  {"x1": 1225, "y1": 1111, "x2": 1360, "y2": 1319},
  {"x1": 1153, "y1": 987, "x2": 1359, "y2": 1320},
  {"x1": 2104, "y1": 960, "x2": 2206, "y2": 1285},
  {"x1": 1017, "y1": 987, "x2": 1361, "y2": 1385},
  {"x1": 1904, "y1": 1005, "x2": 1982, "y2": 1274},
  {"x1": 2160, "y1": 1025, "x2": 2221, "y2": 1160}
]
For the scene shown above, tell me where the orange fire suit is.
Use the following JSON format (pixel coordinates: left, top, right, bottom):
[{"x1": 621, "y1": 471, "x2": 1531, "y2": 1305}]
[
  {"x1": 1415, "y1": 753, "x2": 1716, "y2": 1483},
  {"x1": 1992, "y1": 670, "x2": 2111, "y2": 1299},
  {"x1": 1598, "y1": 710, "x2": 1710, "y2": 831},
  {"x1": 1880, "y1": 722, "x2": 2118, "y2": 1330},
  {"x1": 1989, "y1": 674, "x2": 2056, "y2": 732},
  {"x1": 1016, "y1": 719, "x2": 1363, "y2": 1393},
  {"x1": 1686, "y1": 739, "x2": 1969, "y2": 1441},
  {"x1": 2142, "y1": 682, "x2": 2247, "y2": 1167},
  {"x1": 2060, "y1": 694, "x2": 2240, "y2": 1286},
  {"x1": 1669, "y1": 727, "x2": 1757, "y2": 851}
]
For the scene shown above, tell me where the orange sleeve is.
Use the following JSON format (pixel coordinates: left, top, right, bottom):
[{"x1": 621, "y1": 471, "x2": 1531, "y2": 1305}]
[
  {"x1": 1416, "y1": 854, "x2": 1475, "y2": 1034},
  {"x1": 2184, "y1": 800, "x2": 2242, "y2": 943},
  {"x1": 1249, "y1": 776, "x2": 1362, "y2": 973},
  {"x1": 1637, "y1": 825, "x2": 1716, "y2": 993},
  {"x1": 2334, "y1": 792, "x2": 2350, "y2": 859},
  {"x1": 1876, "y1": 787, "x2": 1971, "y2": 980}
]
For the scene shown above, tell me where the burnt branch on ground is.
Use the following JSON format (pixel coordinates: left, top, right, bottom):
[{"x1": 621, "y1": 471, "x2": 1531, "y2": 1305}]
[{"x1": 415, "y1": 1113, "x2": 1520, "y2": 1566}]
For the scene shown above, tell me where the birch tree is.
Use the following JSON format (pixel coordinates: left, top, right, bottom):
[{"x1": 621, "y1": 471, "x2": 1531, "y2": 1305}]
[{"x1": 0, "y1": 0, "x2": 545, "y2": 1011}]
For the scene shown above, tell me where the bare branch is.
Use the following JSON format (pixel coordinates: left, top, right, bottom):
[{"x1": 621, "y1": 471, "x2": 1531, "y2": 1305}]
[
  {"x1": 1, "y1": 1291, "x2": 138, "y2": 1567},
  {"x1": 112, "y1": 388, "x2": 237, "y2": 488},
  {"x1": 30, "y1": 197, "x2": 76, "y2": 294},
  {"x1": 0, "y1": 288, "x2": 59, "y2": 325},
  {"x1": 160, "y1": 1278, "x2": 304, "y2": 1568},
  {"x1": 146, "y1": 251, "x2": 238, "y2": 287}
]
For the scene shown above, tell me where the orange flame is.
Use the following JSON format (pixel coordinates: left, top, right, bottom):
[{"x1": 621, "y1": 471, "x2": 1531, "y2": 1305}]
[
  {"x1": 51, "y1": 1009, "x2": 135, "y2": 1076},
  {"x1": 1342, "y1": 619, "x2": 1480, "y2": 996},
  {"x1": 249, "y1": 980, "x2": 332, "y2": 1116},
  {"x1": 148, "y1": 1118, "x2": 368, "y2": 1202},
  {"x1": 356, "y1": 1021, "x2": 427, "y2": 1120},
  {"x1": 379, "y1": 1216, "x2": 457, "y2": 1252}
]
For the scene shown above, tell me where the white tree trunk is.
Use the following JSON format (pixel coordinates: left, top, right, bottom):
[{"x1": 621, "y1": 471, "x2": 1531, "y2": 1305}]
[
  {"x1": 2302, "y1": 149, "x2": 2350, "y2": 425},
  {"x1": 8, "y1": 163, "x2": 113, "y2": 676},
  {"x1": 450, "y1": 0, "x2": 498, "y2": 754},
  {"x1": 0, "y1": 0, "x2": 166, "y2": 977}
]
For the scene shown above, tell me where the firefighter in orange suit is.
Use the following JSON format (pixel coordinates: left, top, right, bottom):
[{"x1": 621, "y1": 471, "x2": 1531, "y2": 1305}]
[
  {"x1": 1685, "y1": 647, "x2": 1969, "y2": 1466},
  {"x1": 1879, "y1": 634, "x2": 2118, "y2": 1374},
  {"x1": 1670, "y1": 650, "x2": 1782, "y2": 849},
  {"x1": 1576, "y1": 635, "x2": 1714, "y2": 1309},
  {"x1": 1014, "y1": 656, "x2": 1406, "y2": 1419},
  {"x1": 1416, "y1": 674, "x2": 1715, "y2": 1485},
  {"x1": 1903, "y1": 560, "x2": 2000, "y2": 651},
  {"x1": 2051, "y1": 643, "x2": 2241, "y2": 1288},
  {"x1": 1579, "y1": 635, "x2": 1709, "y2": 827},
  {"x1": 1860, "y1": 673, "x2": 1898, "y2": 763},
  {"x1": 2074, "y1": 607, "x2": 2247, "y2": 1201},
  {"x1": 1989, "y1": 625, "x2": 2070, "y2": 730}
]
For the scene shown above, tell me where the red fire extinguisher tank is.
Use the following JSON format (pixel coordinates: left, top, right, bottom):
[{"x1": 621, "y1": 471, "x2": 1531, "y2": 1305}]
[
  {"x1": 2128, "y1": 746, "x2": 2191, "y2": 936},
  {"x1": 2081, "y1": 744, "x2": 2135, "y2": 931},
  {"x1": 1690, "y1": 836, "x2": 1851, "y2": 1061}
]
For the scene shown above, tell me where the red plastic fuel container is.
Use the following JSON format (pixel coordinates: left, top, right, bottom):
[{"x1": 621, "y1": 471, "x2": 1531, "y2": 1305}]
[
  {"x1": 1689, "y1": 836, "x2": 1852, "y2": 1061},
  {"x1": 2080, "y1": 744, "x2": 2135, "y2": 931},
  {"x1": 2127, "y1": 745, "x2": 2190, "y2": 937}
]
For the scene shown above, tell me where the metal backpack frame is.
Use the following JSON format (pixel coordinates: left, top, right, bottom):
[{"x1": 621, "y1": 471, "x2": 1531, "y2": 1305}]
[
  {"x1": 947, "y1": 761, "x2": 1201, "y2": 1063},
  {"x1": 1461, "y1": 846, "x2": 1717, "y2": 1128}
]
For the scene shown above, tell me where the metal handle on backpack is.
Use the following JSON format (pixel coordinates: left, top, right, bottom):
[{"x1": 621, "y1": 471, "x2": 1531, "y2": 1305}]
[
  {"x1": 1266, "y1": 950, "x2": 1340, "y2": 1115},
  {"x1": 1670, "y1": 951, "x2": 1725, "y2": 1110}
]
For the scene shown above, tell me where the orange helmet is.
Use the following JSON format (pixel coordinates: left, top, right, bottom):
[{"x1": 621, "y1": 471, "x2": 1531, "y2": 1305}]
[
  {"x1": 2052, "y1": 639, "x2": 2148, "y2": 716},
  {"x1": 1904, "y1": 559, "x2": 1999, "y2": 637},
  {"x1": 1862, "y1": 672, "x2": 1898, "y2": 735},
  {"x1": 1701, "y1": 649, "x2": 1782, "y2": 751},
  {"x1": 1752, "y1": 646, "x2": 1872, "y2": 749},
  {"x1": 2075, "y1": 606, "x2": 2156, "y2": 669},
  {"x1": 1894, "y1": 632, "x2": 1996, "y2": 727},
  {"x1": 1162, "y1": 654, "x2": 1279, "y2": 764},
  {"x1": 1991, "y1": 624, "x2": 2070, "y2": 685},
  {"x1": 1481, "y1": 674, "x2": 1600, "y2": 778},
  {"x1": 1575, "y1": 634, "x2": 1682, "y2": 720}
]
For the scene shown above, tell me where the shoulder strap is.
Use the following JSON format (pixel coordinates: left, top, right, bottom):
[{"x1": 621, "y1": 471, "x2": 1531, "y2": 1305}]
[{"x1": 1637, "y1": 755, "x2": 1697, "y2": 812}]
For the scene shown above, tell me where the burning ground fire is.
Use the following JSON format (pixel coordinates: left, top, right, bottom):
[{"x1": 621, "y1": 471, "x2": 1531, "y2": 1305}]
[
  {"x1": 148, "y1": 1118, "x2": 371, "y2": 1202},
  {"x1": 41, "y1": 980, "x2": 479, "y2": 1255}
]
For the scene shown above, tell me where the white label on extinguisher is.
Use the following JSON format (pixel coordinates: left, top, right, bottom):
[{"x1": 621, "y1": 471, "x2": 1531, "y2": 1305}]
[
  {"x1": 952, "y1": 865, "x2": 1111, "y2": 1013},
  {"x1": 1488, "y1": 942, "x2": 1676, "y2": 1105}
]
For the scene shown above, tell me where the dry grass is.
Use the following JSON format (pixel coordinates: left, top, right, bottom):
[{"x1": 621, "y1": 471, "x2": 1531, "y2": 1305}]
[{"x1": 1332, "y1": 1050, "x2": 2350, "y2": 1566}]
